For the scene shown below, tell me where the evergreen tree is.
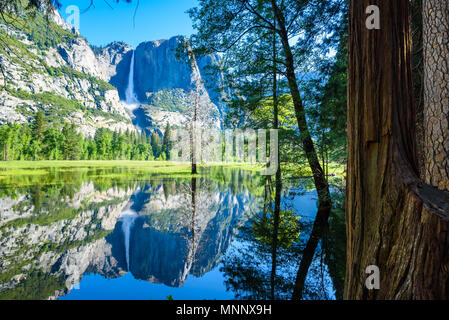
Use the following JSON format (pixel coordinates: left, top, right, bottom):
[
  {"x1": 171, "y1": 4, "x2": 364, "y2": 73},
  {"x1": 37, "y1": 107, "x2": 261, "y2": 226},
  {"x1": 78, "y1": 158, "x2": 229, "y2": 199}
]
[
  {"x1": 62, "y1": 123, "x2": 81, "y2": 160},
  {"x1": 31, "y1": 110, "x2": 46, "y2": 160},
  {"x1": 151, "y1": 132, "x2": 162, "y2": 159},
  {"x1": 32, "y1": 110, "x2": 45, "y2": 142},
  {"x1": 162, "y1": 122, "x2": 173, "y2": 160},
  {"x1": 43, "y1": 127, "x2": 64, "y2": 160}
]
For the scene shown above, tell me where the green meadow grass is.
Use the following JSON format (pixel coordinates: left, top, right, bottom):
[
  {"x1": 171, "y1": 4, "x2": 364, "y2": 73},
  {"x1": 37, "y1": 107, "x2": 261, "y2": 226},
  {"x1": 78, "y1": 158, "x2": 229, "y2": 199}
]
[
  {"x1": 0, "y1": 160, "x2": 263, "y2": 180},
  {"x1": 0, "y1": 160, "x2": 343, "y2": 176}
]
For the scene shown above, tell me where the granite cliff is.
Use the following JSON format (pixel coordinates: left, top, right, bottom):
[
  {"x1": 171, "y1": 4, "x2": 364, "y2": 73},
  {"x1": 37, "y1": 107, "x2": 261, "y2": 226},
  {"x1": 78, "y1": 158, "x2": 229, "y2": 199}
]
[
  {"x1": 97, "y1": 36, "x2": 226, "y2": 133},
  {"x1": 0, "y1": 7, "x2": 226, "y2": 136}
]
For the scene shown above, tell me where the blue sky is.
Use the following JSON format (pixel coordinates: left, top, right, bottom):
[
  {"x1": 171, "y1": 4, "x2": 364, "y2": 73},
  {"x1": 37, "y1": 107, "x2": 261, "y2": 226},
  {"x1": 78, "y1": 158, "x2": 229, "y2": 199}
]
[{"x1": 58, "y1": 0, "x2": 198, "y2": 48}]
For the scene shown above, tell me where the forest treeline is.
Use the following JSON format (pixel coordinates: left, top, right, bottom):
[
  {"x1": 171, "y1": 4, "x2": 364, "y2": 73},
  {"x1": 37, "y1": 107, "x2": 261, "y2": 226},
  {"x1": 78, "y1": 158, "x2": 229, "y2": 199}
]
[{"x1": 0, "y1": 111, "x2": 173, "y2": 161}]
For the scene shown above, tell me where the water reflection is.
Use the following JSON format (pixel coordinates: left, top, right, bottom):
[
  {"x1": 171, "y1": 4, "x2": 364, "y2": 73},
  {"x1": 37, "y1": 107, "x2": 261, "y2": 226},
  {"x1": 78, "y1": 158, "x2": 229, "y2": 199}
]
[
  {"x1": 221, "y1": 176, "x2": 346, "y2": 300},
  {"x1": 0, "y1": 167, "x2": 345, "y2": 300}
]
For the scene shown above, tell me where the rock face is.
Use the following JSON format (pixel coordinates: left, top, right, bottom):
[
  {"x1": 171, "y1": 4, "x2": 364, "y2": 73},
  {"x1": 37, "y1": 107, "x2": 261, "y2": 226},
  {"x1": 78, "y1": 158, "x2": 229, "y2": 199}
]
[
  {"x1": 0, "y1": 10, "x2": 135, "y2": 136},
  {"x1": 57, "y1": 38, "x2": 103, "y2": 79},
  {"x1": 96, "y1": 36, "x2": 225, "y2": 133},
  {"x1": 0, "y1": 9, "x2": 226, "y2": 136},
  {"x1": 0, "y1": 174, "x2": 262, "y2": 299},
  {"x1": 134, "y1": 37, "x2": 196, "y2": 100},
  {"x1": 96, "y1": 42, "x2": 134, "y2": 95},
  {"x1": 0, "y1": 181, "x2": 138, "y2": 300}
]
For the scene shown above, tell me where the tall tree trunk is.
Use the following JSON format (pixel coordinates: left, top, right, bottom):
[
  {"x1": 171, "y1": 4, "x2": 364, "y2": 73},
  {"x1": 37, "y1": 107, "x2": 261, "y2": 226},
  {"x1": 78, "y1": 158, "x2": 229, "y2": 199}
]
[
  {"x1": 270, "y1": 1, "x2": 333, "y2": 299},
  {"x1": 270, "y1": 23, "x2": 281, "y2": 300},
  {"x1": 345, "y1": 0, "x2": 449, "y2": 300},
  {"x1": 190, "y1": 177, "x2": 197, "y2": 265},
  {"x1": 270, "y1": 1, "x2": 331, "y2": 212},
  {"x1": 191, "y1": 91, "x2": 199, "y2": 175},
  {"x1": 423, "y1": 0, "x2": 449, "y2": 191}
]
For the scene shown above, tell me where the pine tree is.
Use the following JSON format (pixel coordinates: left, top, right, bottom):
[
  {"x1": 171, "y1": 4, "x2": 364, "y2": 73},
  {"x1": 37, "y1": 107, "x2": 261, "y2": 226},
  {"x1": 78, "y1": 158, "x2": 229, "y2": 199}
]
[
  {"x1": 151, "y1": 132, "x2": 162, "y2": 158},
  {"x1": 32, "y1": 110, "x2": 45, "y2": 142},
  {"x1": 162, "y1": 122, "x2": 173, "y2": 160},
  {"x1": 62, "y1": 123, "x2": 81, "y2": 160}
]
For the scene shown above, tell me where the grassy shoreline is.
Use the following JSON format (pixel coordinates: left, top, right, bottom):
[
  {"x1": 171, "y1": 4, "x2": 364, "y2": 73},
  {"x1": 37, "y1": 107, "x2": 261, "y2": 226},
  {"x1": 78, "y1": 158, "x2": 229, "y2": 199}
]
[
  {"x1": 0, "y1": 160, "x2": 346, "y2": 179},
  {"x1": 0, "y1": 161, "x2": 264, "y2": 177}
]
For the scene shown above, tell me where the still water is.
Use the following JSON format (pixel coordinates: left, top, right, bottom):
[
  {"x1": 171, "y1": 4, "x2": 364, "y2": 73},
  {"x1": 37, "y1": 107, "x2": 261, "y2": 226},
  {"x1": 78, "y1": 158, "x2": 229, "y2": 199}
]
[{"x1": 0, "y1": 166, "x2": 345, "y2": 300}]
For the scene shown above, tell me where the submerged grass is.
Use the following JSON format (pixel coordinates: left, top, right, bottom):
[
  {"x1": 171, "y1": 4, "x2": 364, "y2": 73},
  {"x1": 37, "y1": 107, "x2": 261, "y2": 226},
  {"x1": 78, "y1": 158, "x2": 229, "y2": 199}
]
[{"x1": 0, "y1": 169, "x2": 48, "y2": 177}]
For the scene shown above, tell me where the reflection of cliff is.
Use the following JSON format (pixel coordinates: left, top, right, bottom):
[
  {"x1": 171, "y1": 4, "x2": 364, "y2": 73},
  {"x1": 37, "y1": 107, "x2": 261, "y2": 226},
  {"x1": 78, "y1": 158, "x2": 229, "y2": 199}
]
[
  {"x1": 0, "y1": 176, "x2": 262, "y2": 299},
  {"x1": 104, "y1": 181, "x2": 260, "y2": 287},
  {"x1": 0, "y1": 182, "x2": 138, "y2": 300}
]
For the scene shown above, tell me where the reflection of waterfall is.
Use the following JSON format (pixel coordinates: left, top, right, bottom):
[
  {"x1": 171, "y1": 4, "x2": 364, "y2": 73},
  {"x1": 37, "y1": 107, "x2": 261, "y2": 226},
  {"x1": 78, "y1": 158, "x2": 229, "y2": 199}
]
[
  {"x1": 124, "y1": 51, "x2": 139, "y2": 110},
  {"x1": 119, "y1": 209, "x2": 138, "y2": 271}
]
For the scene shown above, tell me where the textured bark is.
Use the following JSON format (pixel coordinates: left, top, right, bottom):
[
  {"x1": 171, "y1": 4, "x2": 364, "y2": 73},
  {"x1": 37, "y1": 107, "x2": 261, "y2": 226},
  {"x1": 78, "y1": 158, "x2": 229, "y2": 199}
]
[
  {"x1": 411, "y1": 0, "x2": 425, "y2": 176},
  {"x1": 345, "y1": 0, "x2": 449, "y2": 300},
  {"x1": 423, "y1": 0, "x2": 449, "y2": 191}
]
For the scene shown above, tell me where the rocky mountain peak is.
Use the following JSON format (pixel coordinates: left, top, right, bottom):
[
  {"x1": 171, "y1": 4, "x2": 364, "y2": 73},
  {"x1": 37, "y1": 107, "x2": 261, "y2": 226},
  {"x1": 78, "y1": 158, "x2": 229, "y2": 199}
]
[
  {"x1": 0, "y1": 8, "x2": 226, "y2": 136},
  {"x1": 94, "y1": 35, "x2": 226, "y2": 133}
]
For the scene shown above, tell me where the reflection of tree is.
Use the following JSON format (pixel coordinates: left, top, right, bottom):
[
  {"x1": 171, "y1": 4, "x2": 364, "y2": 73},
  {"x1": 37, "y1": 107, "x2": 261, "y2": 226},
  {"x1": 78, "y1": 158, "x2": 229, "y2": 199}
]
[
  {"x1": 323, "y1": 184, "x2": 346, "y2": 300},
  {"x1": 175, "y1": 177, "x2": 217, "y2": 270},
  {"x1": 189, "y1": 177, "x2": 197, "y2": 265},
  {"x1": 293, "y1": 207, "x2": 330, "y2": 299},
  {"x1": 292, "y1": 180, "x2": 346, "y2": 300},
  {"x1": 221, "y1": 176, "x2": 302, "y2": 300},
  {"x1": 32, "y1": 184, "x2": 43, "y2": 212},
  {"x1": 221, "y1": 175, "x2": 345, "y2": 300}
]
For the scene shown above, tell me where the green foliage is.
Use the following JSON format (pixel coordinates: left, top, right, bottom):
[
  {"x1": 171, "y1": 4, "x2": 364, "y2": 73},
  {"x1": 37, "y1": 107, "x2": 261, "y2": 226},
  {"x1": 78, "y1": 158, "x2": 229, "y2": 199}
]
[
  {"x1": 251, "y1": 209, "x2": 301, "y2": 249},
  {"x1": 151, "y1": 132, "x2": 163, "y2": 159},
  {"x1": 22, "y1": 11, "x2": 76, "y2": 50},
  {"x1": 62, "y1": 123, "x2": 81, "y2": 160},
  {"x1": 162, "y1": 122, "x2": 173, "y2": 160},
  {"x1": 0, "y1": 269, "x2": 66, "y2": 300},
  {"x1": 0, "y1": 1, "x2": 76, "y2": 51},
  {"x1": 32, "y1": 110, "x2": 45, "y2": 141},
  {"x1": 306, "y1": 13, "x2": 348, "y2": 175},
  {"x1": 147, "y1": 89, "x2": 188, "y2": 112},
  {"x1": 0, "y1": 112, "x2": 161, "y2": 161}
]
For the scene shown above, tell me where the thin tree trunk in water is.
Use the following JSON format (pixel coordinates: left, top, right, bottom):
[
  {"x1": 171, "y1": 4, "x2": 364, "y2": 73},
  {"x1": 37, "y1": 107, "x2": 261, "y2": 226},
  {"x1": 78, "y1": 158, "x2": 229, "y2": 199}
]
[
  {"x1": 191, "y1": 91, "x2": 199, "y2": 175},
  {"x1": 345, "y1": 0, "x2": 449, "y2": 299},
  {"x1": 270, "y1": 171, "x2": 281, "y2": 300},
  {"x1": 269, "y1": 0, "x2": 332, "y2": 299},
  {"x1": 270, "y1": 0, "x2": 331, "y2": 211},
  {"x1": 269, "y1": 0, "x2": 332, "y2": 300},
  {"x1": 270, "y1": 24, "x2": 281, "y2": 300},
  {"x1": 190, "y1": 177, "x2": 197, "y2": 265}
]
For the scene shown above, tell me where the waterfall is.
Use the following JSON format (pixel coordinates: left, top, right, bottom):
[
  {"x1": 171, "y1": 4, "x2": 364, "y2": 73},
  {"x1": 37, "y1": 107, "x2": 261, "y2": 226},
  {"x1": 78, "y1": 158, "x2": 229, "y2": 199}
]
[
  {"x1": 125, "y1": 50, "x2": 139, "y2": 109},
  {"x1": 119, "y1": 209, "x2": 138, "y2": 271}
]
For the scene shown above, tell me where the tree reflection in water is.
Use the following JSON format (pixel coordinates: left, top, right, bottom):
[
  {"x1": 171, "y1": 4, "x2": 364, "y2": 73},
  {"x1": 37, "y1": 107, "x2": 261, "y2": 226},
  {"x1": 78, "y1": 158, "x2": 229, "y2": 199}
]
[
  {"x1": 221, "y1": 175, "x2": 346, "y2": 300},
  {"x1": 0, "y1": 166, "x2": 345, "y2": 300}
]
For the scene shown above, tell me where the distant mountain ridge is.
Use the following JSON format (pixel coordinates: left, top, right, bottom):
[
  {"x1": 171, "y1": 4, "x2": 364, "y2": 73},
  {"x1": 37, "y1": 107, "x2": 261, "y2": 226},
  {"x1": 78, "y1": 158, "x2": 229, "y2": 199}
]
[
  {"x1": 0, "y1": 7, "x2": 226, "y2": 136},
  {"x1": 97, "y1": 36, "x2": 226, "y2": 133}
]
